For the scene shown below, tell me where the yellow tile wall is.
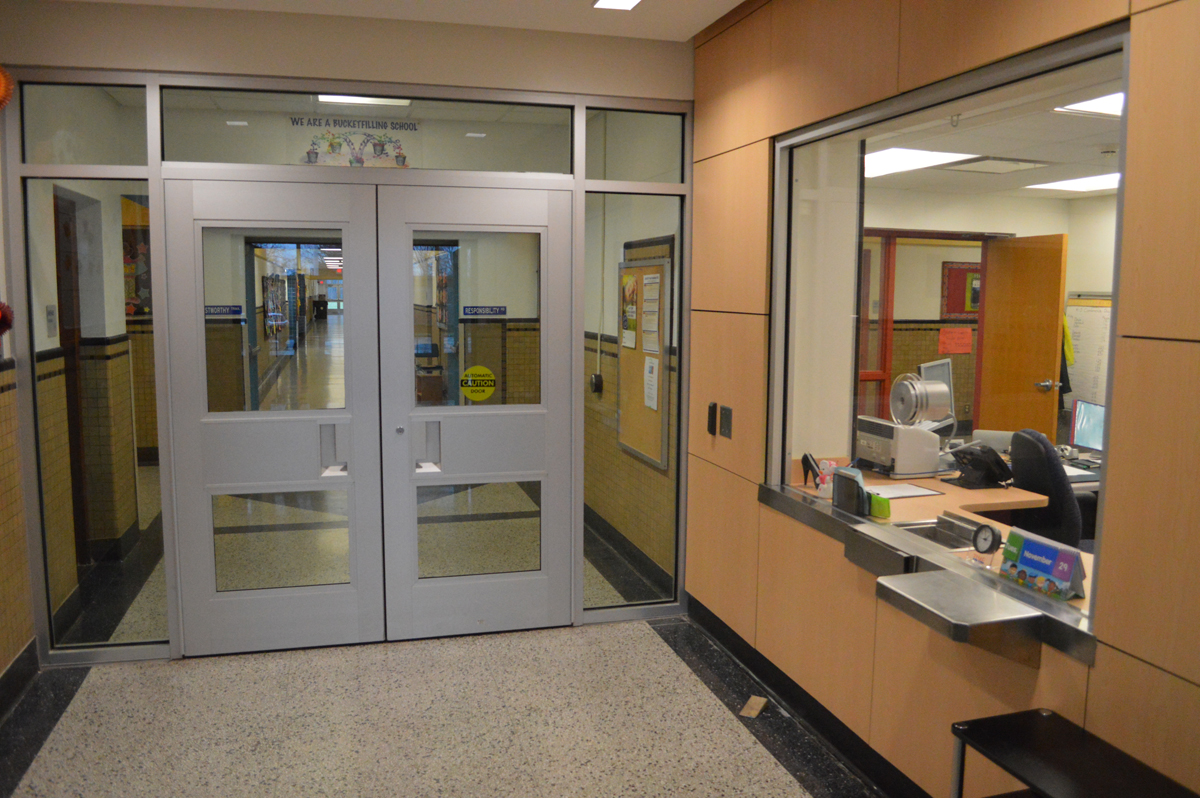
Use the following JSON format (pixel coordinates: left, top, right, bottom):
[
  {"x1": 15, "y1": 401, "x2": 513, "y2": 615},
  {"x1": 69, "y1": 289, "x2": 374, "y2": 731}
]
[
  {"x1": 889, "y1": 323, "x2": 978, "y2": 422},
  {"x1": 79, "y1": 339, "x2": 139, "y2": 544},
  {"x1": 583, "y1": 336, "x2": 679, "y2": 573},
  {"x1": 34, "y1": 356, "x2": 77, "y2": 612},
  {"x1": 127, "y1": 318, "x2": 158, "y2": 456},
  {"x1": 504, "y1": 324, "x2": 541, "y2": 405},
  {"x1": 0, "y1": 364, "x2": 35, "y2": 673}
]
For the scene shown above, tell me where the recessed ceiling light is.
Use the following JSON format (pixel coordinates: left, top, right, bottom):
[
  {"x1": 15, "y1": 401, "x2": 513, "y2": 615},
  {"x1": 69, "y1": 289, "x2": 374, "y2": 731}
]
[
  {"x1": 594, "y1": 0, "x2": 641, "y2": 8},
  {"x1": 1026, "y1": 173, "x2": 1121, "y2": 192},
  {"x1": 226, "y1": 121, "x2": 248, "y2": 126},
  {"x1": 320, "y1": 247, "x2": 342, "y2": 253},
  {"x1": 318, "y1": 94, "x2": 411, "y2": 107},
  {"x1": 1055, "y1": 92, "x2": 1124, "y2": 117},
  {"x1": 465, "y1": 132, "x2": 487, "y2": 138},
  {"x1": 864, "y1": 148, "x2": 978, "y2": 178}
]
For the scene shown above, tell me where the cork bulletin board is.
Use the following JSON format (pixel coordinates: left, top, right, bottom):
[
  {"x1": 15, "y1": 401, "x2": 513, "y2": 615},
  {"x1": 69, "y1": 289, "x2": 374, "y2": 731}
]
[{"x1": 617, "y1": 236, "x2": 674, "y2": 469}]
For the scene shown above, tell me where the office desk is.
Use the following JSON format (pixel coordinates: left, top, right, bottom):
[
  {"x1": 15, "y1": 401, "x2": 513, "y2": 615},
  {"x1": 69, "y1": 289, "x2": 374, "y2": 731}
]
[{"x1": 792, "y1": 469, "x2": 1049, "y2": 526}]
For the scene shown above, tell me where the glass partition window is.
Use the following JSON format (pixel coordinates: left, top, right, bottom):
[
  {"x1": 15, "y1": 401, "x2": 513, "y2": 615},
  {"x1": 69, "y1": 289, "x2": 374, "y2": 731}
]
[
  {"x1": 782, "y1": 52, "x2": 1124, "y2": 484},
  {"x1": 22, "y1": 84, "x2": 148, "y2": 166},
  {"x1": 582, "y1": 193, "x2": 682, "y2": 608},
  {"x1": 163, "y1": 89, "x2": 571, "y2": 173},
  {"x1": 412, "y1": 231, "x2": 541, "y2": 407},
  {"x1": 586, "y1": 110, "x2": 684, "y2": 183},
  {"x1": 24, "y1": 179, "x2": 165, "y2": 646},
  {"x1": 202, "y1": 228, "x2": 344, "y2": 412}
]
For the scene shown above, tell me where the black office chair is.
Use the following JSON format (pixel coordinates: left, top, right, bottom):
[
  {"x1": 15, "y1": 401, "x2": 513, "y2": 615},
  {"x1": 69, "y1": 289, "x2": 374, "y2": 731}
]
[{"x1": 1008, "y1": 428, "x2": 1082, "y2": 548}]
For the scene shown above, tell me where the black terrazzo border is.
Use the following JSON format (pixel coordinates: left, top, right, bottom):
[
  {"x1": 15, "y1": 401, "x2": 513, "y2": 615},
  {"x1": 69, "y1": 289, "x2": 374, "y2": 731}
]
[
  {"x1": 682, "y1": 597, "x2": 932, "y2": 798},
  {"x1": 648, "y1": 615, "x2": 884, "y2": 798},
  {"x1": 0, "y1": 666, "x2": 89, "y2": 798}
]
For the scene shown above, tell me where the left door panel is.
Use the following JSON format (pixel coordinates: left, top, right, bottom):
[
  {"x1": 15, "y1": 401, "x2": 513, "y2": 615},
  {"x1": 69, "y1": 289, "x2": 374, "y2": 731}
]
[{"x1": 166, "y1": 181, "x2": 382, "y2": 655}]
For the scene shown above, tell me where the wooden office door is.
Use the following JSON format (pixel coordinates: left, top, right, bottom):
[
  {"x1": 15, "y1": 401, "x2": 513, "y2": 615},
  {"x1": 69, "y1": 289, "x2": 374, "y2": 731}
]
[{"x1": 975, "y1": 234, "x2": 1067, "y2": 437}]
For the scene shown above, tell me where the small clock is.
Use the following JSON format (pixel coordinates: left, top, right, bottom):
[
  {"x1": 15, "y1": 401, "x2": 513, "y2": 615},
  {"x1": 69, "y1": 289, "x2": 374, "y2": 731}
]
[{"x1": 973, "y1": 523, "x2": 1002, "y2": 554}]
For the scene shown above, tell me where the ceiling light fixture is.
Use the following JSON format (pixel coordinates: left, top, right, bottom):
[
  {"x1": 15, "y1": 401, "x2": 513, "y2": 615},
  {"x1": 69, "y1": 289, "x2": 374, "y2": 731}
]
[
  {"x1": 1026, "y1": 173, "x2": 1121, "y2": 192},
  {"x1": 465, "y1": 132, "x2": 487, "y2": 138},
  {"x1": 320, "y1": 247, "x2": 342, "y2": 253},
  {"x1": 594, "y1": 0, "x2": 642, "y2": 9},
  {"x1": 864, "y1": 148, "x2": 978, "y2": 178},
  {"x1": 1054, "y1": 92, "x2": 1124, "y2": 117},
  {"x1": 226, "y1": 121, "x2": 249, "y2": 126},
  {"x1": 318, "y1": 94, "x2": 411, "y2": 107}
]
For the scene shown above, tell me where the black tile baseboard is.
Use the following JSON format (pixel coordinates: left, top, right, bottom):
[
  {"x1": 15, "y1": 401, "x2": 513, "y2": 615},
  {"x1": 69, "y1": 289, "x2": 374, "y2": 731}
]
[{"x1": 0, "y1": 642, "x2": 37, "y2": 727}]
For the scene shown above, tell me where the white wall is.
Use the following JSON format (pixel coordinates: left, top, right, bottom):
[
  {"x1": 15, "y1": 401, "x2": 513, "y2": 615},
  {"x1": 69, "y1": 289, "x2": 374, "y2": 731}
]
[
  {"x1": 0, "y1": 0, "x2": 693, "y2": 100},
  {"x1": 893, "y1": 243, "x2": 982, "y2": 319},
  {"x1": 25, "y1": 179, "x2": 142, "y2": 351},
  {"x1": 22, "y1": 85, "x2": 146, "y2": 166},
  {"x1": 455, "y1": 233, "x2": 540, "y2": 319},
  {"x1": 584, "y1": 194, "x2": 681, "y2": 339},
  {"x1": 864, "y1": 188, "x2": 1070, "y2": 236},
  {"x1": 789, "y1": 138, "x2": 861, "y2": 460},
  {"x1": 1065, "y1": 194, "x2": 1118, "y2": 295}
]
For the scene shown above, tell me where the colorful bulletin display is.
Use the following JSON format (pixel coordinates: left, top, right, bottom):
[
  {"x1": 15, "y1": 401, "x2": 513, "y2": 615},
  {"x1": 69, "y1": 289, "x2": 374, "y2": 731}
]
[
  {"x1": 617, "y1": 236, "x2": 674, "y2": 469},
  {"x1": 998, "y1": 529, "x2": 1087, "y2": 600}
]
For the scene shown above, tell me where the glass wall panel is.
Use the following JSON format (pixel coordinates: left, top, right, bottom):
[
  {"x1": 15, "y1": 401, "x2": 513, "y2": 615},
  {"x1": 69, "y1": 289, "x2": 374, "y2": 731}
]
[
  {"x1": 212, "y1": 491, "x2": 350, "y2": 591},
  {"x1": 417, "y1": 482, "x2": 541, "y2": 578},
  {"x1": 22, "y1": 84, "x2": 147, "y2": 166},
  {"x1": 24, "y1": 179, "x2": 164, "y2": 646},
  {"x1": 163, "y1": 89, "x2": 571, "y2": 173},
  {"x1": 201, "y1": 228, "x2": 344, "y2": 412},
  {"x1": 582, "y1": 193, "x2": 682, "y2": 608},
  {"x1": 586, "y1": 110, "x2": 683, "y2": 183},
  {"x1": 412, "y1": 231, "x2": 540, "y2": 407}
]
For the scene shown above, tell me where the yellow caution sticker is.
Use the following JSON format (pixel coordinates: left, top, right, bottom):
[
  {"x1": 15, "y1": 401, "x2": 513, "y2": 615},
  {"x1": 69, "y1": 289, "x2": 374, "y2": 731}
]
[{"x1": 460, "y1": 365, "x2": 496, "y2": 402}]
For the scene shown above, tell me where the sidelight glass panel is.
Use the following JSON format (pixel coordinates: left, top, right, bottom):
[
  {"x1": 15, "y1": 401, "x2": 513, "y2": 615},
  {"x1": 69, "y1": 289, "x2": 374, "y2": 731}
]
[
  {"x1": 582, "y1": 193, "x2": 682, "y2": 609},
  {"x1": 413, "y1": 231, "x2": 541, "y2": 407},
  {"x1": 24, "y1": 179, "x2": 165, "y2": 646},
  {"x1": 417, "y1": 482, "x2": 541, "y2": 578},
  {"x1": 586, "y1": 109, "x2": 684, "y2": 183},
  {"x1": 212, "y1": 491, "x2": 350, "y2": 591},
  {"x1": 22, "y1": 84, "x2": 148, "y2": 166},
  {"x1": 201, "y1": 228, "x2": 344, "y2": 411},
  {"x1": 163, "y1": 89, "x2": 571, "y2": 173}
]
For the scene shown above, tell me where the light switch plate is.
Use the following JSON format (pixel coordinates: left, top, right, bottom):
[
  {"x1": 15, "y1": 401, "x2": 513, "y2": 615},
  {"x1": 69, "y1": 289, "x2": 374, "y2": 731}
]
[{"x1": 719, "y1": 405, "x2": 733, "y2": 439}]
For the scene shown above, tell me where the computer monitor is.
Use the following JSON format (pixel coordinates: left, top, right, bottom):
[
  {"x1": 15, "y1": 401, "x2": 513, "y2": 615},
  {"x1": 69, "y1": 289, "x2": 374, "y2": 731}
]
[
  {"x1": 918, "y1": 358, "x2": 954, "y2": 414},
  {"x1": 1071, "y1": 399, "x2": 1106, "y2": 452}
]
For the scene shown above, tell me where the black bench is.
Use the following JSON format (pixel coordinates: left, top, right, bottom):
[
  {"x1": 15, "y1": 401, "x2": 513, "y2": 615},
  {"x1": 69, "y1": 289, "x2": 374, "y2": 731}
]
[{"x1": 951, "y1": 708, "x2": 1198, "y2": 798}]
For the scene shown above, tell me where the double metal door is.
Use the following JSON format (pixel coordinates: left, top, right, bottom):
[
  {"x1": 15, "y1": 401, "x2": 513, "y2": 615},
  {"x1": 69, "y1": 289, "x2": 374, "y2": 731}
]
[{"x1": 166, "y1": 180, "x2": 571, "y2": 655}]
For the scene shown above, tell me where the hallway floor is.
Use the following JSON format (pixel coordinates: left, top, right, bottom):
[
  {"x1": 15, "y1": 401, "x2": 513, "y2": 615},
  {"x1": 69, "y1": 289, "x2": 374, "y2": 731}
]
[{"x1": 0, "y1": 619, "x2": 878, "y2": 798}]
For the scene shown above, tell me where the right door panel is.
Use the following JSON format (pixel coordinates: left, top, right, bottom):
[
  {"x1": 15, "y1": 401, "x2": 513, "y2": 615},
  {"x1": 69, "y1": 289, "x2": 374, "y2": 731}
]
[{"x1": 379, "y1": 186, "x2": 573, "y2": 640}]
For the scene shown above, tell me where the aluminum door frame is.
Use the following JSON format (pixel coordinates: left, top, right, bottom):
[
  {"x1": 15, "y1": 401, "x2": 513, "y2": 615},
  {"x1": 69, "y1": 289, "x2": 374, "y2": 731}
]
[
  {"x1": 379, "y1": 185, "x2": 573, "y2": 640},
  {"x1": 165, "y1": 179, "x2": 383, "y2": 655}
]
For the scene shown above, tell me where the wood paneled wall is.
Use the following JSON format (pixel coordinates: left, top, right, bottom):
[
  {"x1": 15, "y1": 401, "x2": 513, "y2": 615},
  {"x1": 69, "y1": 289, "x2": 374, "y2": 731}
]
[
  {"x1": 896, "y1": 0, "x2": 1128, "y2": 92},
  {"x1": 691, "y1": 142, "x2": 772, "y2": 315},
  {"x1": 689, "y1": 0, "x2": 1200, "y2": 794},
  {"x1": 1116, "y1": 0, "x2": 1200, "y2": 341}
]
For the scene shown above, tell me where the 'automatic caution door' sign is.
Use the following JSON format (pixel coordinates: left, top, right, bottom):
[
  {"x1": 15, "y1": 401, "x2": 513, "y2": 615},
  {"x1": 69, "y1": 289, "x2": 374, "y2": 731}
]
[{"x1": 460, "y1": 365, "x2": 496, "y2": 402}]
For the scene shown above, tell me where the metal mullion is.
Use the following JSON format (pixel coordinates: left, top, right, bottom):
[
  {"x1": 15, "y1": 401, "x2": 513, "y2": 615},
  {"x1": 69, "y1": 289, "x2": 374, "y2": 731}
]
[
  {"x1": 8, "y1": 67, "x2": 149, "y2": 87},
  {"x1": 570, "y1": 101, "x2": 587, "y2": 626},
  {"x1": 674, "y1": 104, "x2": 694, "y2": 611},
  {"x1": 580, "y1": 97, "x2": 692, "y2": 115},
  {"x1": 3, "y1": 79, "x2": 55, "y2": 666}
]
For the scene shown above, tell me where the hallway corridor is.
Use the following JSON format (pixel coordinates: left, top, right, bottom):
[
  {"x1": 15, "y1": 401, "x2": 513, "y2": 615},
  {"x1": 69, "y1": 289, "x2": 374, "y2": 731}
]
[{"x1": 0, "y1": 620, "x2": 877, "y2": 798}]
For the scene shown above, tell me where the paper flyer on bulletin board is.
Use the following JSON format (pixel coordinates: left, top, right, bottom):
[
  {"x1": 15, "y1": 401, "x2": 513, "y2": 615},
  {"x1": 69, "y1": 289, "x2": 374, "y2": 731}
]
[{"x1": 616, "y1": 240, "x2": 673, "y2": 469}]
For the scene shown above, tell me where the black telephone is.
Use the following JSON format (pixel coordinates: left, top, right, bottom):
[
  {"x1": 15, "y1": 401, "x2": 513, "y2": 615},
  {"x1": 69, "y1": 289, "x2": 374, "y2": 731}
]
[{"x1": 945, "y1": 442, "x2": 1013, "y2": 489}]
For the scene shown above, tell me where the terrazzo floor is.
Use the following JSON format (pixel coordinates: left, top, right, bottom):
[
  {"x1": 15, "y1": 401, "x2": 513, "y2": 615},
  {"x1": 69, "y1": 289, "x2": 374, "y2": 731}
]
[
  {"x1": 2, "y1": 621, "x2": 867, "y2": 798},
  {"x1": 259, "y1": 315, "x2": 346, "y2": 411}
]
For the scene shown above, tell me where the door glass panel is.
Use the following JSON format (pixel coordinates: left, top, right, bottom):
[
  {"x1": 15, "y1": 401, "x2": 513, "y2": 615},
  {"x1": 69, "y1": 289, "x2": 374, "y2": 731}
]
[
  {"x1": 162, "y1": 89, "x2": 571, "y2": 174},
  {"x1": 22, "y1": 84, "x2": 148, "y2": 166},
  {"x1": 413, "y1": 232, "x2": 540, "y2": 406},
  {"x1": 417, "y1": 482, "x2": 541, "y2": 578},
  {"x1": 23, "y1": 178, "x2": 166, "y2": 647},
  {"x1": 202, "y1": 228, "x2": 344, "y2": 411},
  {"x1": 212, "y1": 491, "x2": 350, "y2": 591}
]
